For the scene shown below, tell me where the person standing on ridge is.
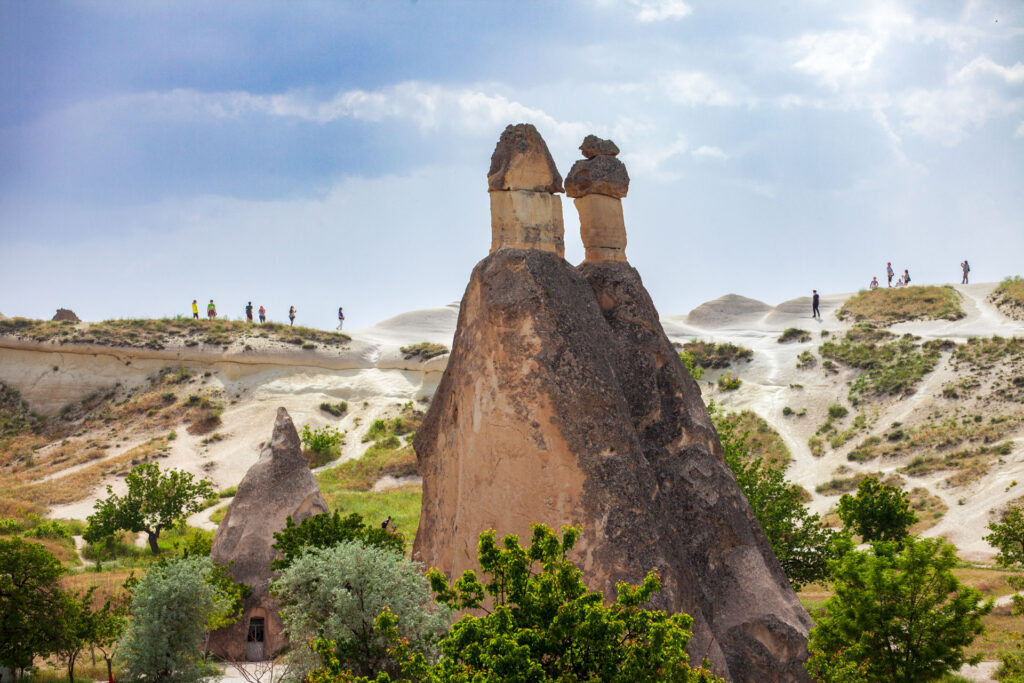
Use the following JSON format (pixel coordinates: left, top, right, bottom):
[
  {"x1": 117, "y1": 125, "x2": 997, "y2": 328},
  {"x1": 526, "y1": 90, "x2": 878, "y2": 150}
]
[
  {"x1": 886, "y1": 262, "x2": 895, "y2": 287},
  {"x1": 192, "y1": 299, "x2": 199, "y2": 319},
  {"x1": 245, "y1": 301, "x2": 254, "y2": 323},
  {"x1": 904, "y1": 269, "x2": 911, "y2": 285},
  {"x1": 289, "y1": 306, "x2": 296, "y2": 326},
  {"x1": 812, "y1": 290, "x2": 821, "y2": 320},
  {"x1": 258, "y1": 305, "x2": 266, "y2": 324},
  {"x1": 870, "y1": 277, "x2": 879, "y2": 290},
  {"x1": 207, "y1": 300, "x2": 216, "y2": 320},
  {"x1": 337, "y1": 307, "x2": 345, "y2": 331},
  {"x1": 962, "y1": 260, "x2": 970, "y2": 284}
]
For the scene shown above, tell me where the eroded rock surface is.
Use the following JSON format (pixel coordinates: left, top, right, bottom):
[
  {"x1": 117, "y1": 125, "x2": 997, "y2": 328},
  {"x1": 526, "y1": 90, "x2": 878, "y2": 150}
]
[
  {"x1": 208, "y1": 407, "x2": 329, "y2": 660},
  {"x1": 52, "y1": 308, "x2": 80, "y2": 322},
  {"x1": 487, "y1": 123, "x2": 563, "y2": 193},
  {"x1": 580, "y1": 134, "x2": 620, "y2": 159},
  {"x1": 414, "y1": 123, "x2": 812, "y2": 682}
]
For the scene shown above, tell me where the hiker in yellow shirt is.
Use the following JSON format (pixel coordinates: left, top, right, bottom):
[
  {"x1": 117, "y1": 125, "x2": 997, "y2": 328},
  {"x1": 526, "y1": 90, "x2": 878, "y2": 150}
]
[{"x1": 192, "y1": 299, "x2": 199, "y2": 319}]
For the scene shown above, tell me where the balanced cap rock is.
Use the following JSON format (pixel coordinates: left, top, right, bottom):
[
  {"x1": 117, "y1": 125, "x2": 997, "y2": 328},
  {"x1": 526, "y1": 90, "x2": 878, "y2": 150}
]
[
  {"x1": 488, "y1": 123, "x2": 565, "y2": 257},
  {"x1": 566, "y1": 135, "x2": 629, "y2": 263},
  {"x1": 208, "y1": 407, "x2": 329, "y2": 661}
]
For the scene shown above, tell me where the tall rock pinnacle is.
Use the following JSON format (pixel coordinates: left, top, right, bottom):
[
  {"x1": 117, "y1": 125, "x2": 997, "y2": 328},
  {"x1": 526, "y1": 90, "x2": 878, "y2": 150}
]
[
  {"x1": 414, "y1": 124, "x2": 811, "y2": 682},
  {"x1": 566, "y1": 135, "x2": 629, "y2": 263},
  {"x1": 487, "y1": 123, "x2": 565, "y2": 257}
]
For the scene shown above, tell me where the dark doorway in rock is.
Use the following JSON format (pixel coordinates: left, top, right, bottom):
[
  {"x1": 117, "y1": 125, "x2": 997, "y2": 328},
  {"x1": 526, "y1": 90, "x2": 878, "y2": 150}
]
[{"x1": 246, "y1": 617, "x2": 265, "y2": 661}]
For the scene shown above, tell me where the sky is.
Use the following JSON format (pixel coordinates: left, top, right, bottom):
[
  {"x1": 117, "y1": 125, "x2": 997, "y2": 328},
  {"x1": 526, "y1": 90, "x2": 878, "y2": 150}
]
[{"x1": 1, "y1": 0, "x2": 1022, "y2": 331}]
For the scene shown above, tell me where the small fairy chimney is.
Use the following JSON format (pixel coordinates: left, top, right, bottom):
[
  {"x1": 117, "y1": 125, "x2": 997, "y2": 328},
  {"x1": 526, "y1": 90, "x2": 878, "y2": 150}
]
[
  {"x1": 487, "y1": 123, "x2": 565, "y2": 256},
  {"x1": 565, "y1": 135, "x2": 630, "y2": 263}
]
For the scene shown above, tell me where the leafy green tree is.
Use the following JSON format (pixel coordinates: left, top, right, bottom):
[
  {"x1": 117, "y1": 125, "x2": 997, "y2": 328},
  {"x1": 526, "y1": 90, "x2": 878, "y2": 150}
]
[
  {"x1": 985, "y1": 503, "x2": 1024, "y2": 567},
  {"x1": 88, "y1": 594, "x2": 129, "y2": 683},
  {"x1": 305, "y1": 525, "x2": 725, "y2": 683},
  {"x1": 0, "y1": 538, "x2": 65, "y2": 679},
  {"x1": 836, "y1": 476, "x2": 918, "y2": 543},
  {"x1": 271, "y1": 541, "x2": 450, "y2": 679},
  {"x1": 711, "y1": 404, "x2": 839, "y2": 588},
  {"x1": 52, "y1": 587, "x2": 98, "y2": 683},
  {"x1": 84, "y1": 462, "x2": 215, "y2": 553},
  {"x1": 271, "y1": 510, "x2": 405, "y2": 570},
  {"x1": 806, "y1": 537, "x2": 992, "y2": 682},
  {"x1": 118, "y1": 555, "x2": 236, "y2": 683},
  {"x1": 678, "y1": 351, "x2": 704, "y2": 381}
]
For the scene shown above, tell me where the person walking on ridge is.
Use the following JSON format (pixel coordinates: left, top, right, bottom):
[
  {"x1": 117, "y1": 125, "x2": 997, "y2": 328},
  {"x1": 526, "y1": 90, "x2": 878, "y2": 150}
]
[
  {"x1": 812, "y1": 290, "x2": 821, "y2": 320},
  {"x1": 192, "y1": 299, "x2": 199, "y2": 319},
  {"x1": 886, "y1": 262, "x2": 894, "y2": 287},
  {"x1": 962, "y1": 260, "x2": 970, "y2": 284},
  {"x1": 245, "y1": 301, "x2": 254, "y2": 323},
  {"x1": 207, "y1": 300, "x2": 217, "y2": 320},
  {"x1": 288, "y1": 306, "x2": 296, "y2": 326},
  {"x1": 258, "y1": 305, "x2": 266, "y2": 324},
  {"x1": 337, "y1": 307, "x2": 345, "y2": 331},
  {"x1": 904, "y1": 269, "x2": 911, "y2": 285}
]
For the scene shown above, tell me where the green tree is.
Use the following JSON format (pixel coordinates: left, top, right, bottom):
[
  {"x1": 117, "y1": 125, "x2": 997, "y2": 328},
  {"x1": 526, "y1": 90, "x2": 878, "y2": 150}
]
[
  {"x1": 0, "y1": 538, "x2": 65, "y2": 679},
  {"x1": 271, "y1": 541, "x2": 450, "y2": 679},
  {"x1": 807, "y1": 537, "x2": 992, "y2": 682},
  {"x1": 118, "y1": 555, "x2": 236, "y2": 683},
  {"x1": 985, "y1": 503, "x2": 1024, "y2": 567},
  {"x1": 836, "y1": 476, "x2": 918, "y2": 543},
  {"x1": 52, "y1": 587, "x2": 98, "y2": 683},
  {"x1": 84, "y1": 462, "x2": 215, "y2": 553},
  {"x1": 306, "y1": 525, "x2": 725, "y2": 683},
  {"x1": 678, "y1": 351, "x2": 704, "y2": 381},
  {"x1": 271, "y1": 510, "x2": 405, "y2": 570},
  {"x1": 88, "y1": 594, "x2": 129, "y2": 683},
  {"x1": 711, "y1": 404, "x2": 839, "y2": 588}
]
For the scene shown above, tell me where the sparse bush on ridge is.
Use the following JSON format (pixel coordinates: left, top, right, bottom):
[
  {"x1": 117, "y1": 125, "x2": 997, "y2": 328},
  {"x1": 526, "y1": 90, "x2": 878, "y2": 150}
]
[
  {"x1": 399, "y1": 342, "x2": 449, "y2": 361},
  {"x1": 681, "y1": 340, "x2": 753, "y2": 369},
  {"x1": 990, "y1": 276, "x2": 1024, "y2": 321},
  {"x1": 820, "y1": 326, "x2": 945, "y2": 403},
  {"x1": 837, "y1": 285, "x2": 965, "y2": 324},
  {"x1": 778, "y1": 328, "x2": 811, "y2": 343}
]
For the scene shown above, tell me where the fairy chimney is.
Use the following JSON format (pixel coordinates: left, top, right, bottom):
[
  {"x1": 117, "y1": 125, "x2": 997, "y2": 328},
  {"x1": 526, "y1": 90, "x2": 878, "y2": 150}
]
[
  {"x1": 565, "y1": 135, "x2": 629, "y2": 263},
  {"x1": 487, "y1": 123, "x2": 565, "y2": 257}
]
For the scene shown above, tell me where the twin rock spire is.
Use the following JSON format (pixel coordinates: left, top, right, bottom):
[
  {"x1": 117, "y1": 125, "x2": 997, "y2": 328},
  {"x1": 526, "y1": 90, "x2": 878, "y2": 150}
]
[{"x1": 487, "y1": 124, "x2": 628, "y2": 264}]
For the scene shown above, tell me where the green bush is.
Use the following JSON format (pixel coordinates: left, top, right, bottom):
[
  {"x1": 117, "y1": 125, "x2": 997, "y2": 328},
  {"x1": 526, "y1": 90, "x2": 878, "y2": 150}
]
[
  {"x1": 320, "y1": 401, "x2": 349, "y2": 417},
  {"x1": 778, "y1": 328, "x2": 811, "y2": 343},
  {"x1": 717, "y1": 373, "x2": 741, "y2": 391},
  {"x1": 300, "y1": 424, "x2": 344, "y2": 455}
]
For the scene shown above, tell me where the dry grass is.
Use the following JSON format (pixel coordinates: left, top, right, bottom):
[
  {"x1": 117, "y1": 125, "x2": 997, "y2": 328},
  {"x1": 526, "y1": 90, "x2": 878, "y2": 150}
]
[
  {"x1": 399, "y1": 342, "x2": 450, "y2": 361},
  {"x1": 907, "y1": 487, "x2": 948, "y2": 534},
  {"x1": 837, "y1": 285, "x2": 965, "y2": 324},
  {"x1": 716, "y1": 409, "x2": 791, "y2": 468},
  {"x1": 680, "y1": 340, "x2": 753, "y2": 369},
  {"x1": 990, "y1": 276, "x2": 1024, "y2": 321}
]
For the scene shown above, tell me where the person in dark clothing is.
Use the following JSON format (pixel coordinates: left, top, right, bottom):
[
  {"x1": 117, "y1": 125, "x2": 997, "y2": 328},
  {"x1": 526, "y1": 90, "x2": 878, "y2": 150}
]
[
  {"x1": 812, "y1": 290, "x2": 821, "y2": 319},
  {"x1": 904, "y1": 269, "x2": 911, "y2": 285},
  {"x1": 962, "y1": 260, "x2": 970, "y2": 284},
  {"x1": 245, "y1": 301, "x2": 253, "y2": 322}
]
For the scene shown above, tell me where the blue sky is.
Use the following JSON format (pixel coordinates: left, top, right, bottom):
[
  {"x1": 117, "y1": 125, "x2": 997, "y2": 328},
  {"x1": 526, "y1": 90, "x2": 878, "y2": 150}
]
[{"x1": 1, "y1": 0, "x2": 1022, "y2": 330}]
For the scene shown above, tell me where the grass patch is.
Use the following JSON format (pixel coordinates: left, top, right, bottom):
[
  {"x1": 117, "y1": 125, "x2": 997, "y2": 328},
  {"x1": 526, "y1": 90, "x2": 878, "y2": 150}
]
[
  {"x1": 320, "y1": 401, "x2": 349, "y2": 417},
  {"x1": 680, "y1": 340, "x2": 753, "y2": 369},
  {"x1": 399, "y1": 342, "x2": 450, "y2": 361},
  {"x1": 815, "y1": 471, "x2": 903, "y2": 496},
  {"x1": 819, "y1": 325, "x2": 945, "y2": 404},
  {"x1": 990, "y1": 276, "x2": 1024, "y2": 321},
  {"x1": 906, "y1": 487, "x2": 948, "y2": 534},
  {"x1": 778, "y1": 328, "x2": 811, "y2": 343},
  {"x1": 717, "y1": 372, "x2": 741, "y2": 391},
  {"x1": 837, "y1": 285, "x2": 965, "y2": 324},
  {"x1": 0, "y1": 316, "x2": 351, "y2": 349},
  {"x1": 796, "y1": 350, "x2": 816, "y2": 369},
  {"x1": 322, "y1": 486, "x2": 422, "y2": 552},
  {"x1": 715, "y1": 410, "x2": 791, "y2": 468}
]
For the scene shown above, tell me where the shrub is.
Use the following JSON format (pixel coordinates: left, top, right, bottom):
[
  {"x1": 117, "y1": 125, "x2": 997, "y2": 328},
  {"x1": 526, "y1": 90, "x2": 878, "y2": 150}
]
[
  {"x1": 271, "y1": 510, "x2": 405, "y2": 570},
  {"x1": 827, "y1": 404, "x2": 848, "y2": 419},
  {"x1": 399, "y1": 342, "x2": 449, "y2": 361},
  {"x1": 677, "y1": 350, "x2": 704, "y2": 381},
  {"x1": 717, "y1": 372, "x2": 741, "y2": 391},
  {"x1": 782, "y1": 406, "x2": 793, "y2": 416},
  {"x1": 796, "y1": 350, "x2": 816, "y2": 369},
  {"x1": 808, "y1": 436, "x2": 825, "y2": 456},
  {"x1": 778, "y1": 328, "x2": 811, "y2": 343},
  {"x1": 300, "y1": 424, "x2": 344, "y2": 468},
  {"x1": 320, "y1": 401, "x2": 349, "y2": 417},
  {"x1": 681, "y1": 340, "x2": 753, "y2": 369}
]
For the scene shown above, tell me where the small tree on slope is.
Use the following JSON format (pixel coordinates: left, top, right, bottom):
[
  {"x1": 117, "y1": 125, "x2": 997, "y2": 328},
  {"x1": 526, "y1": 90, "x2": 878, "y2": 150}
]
[{"x1": 84, "y1": 462, "x2": 214, "y2": 553}]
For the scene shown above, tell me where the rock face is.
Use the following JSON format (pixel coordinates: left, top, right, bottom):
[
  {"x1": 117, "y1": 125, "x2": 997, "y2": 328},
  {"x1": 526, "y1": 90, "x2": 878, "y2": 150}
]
[
  {"x1": 565, "y1": 135, "x2": 630, "y2": 263},
  {"x1": 414, "y1": 124, "x2": 811, "y2": 682},
  {"x1": 208, "y1": 407, "x2": 329, "y2": 661},
  {"x1": 52, "y1": 309, "x2": 79, "y2": 322},
  {"x1": 488, "y1": 124, "x2": 565, "y2": 257}
]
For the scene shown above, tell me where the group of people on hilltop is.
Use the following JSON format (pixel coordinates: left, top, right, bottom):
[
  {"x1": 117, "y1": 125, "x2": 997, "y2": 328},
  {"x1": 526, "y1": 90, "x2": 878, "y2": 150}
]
[
  {"x1": 189, "y1": 299, "x2": 344, "y2": 329},
  {"x1": 816, "y1": 258, "x2": 973, "y2": 319}
]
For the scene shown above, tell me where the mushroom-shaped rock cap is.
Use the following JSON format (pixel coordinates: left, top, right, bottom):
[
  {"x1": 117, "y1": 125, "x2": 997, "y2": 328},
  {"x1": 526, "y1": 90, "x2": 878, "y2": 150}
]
[
  {"x1": 488, "y1": 123, "x2": 564, "y2": 194},
  {"x1": 565, "y1": 155, "x2": 630, "y2": 199},
  {"x1": 580, "y1": 134, "x2": 620, "y2": 159}
]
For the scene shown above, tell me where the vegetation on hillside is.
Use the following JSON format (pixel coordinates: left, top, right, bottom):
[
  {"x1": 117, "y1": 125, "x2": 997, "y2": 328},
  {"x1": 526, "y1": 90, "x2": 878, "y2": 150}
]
[
  {"x1": 778, "y1": 328, "x2": 811, "y2": 343},
  {"x1": 819, "y1": 325, "x2": 948, "y2": 404},
  {"x1": 399, "y1": 342, "x2": 449, "y2": 361},
  {"x1": 0, "y1": 316, "x2": 350, "y2": 350},
  {"x1": 714, "y1": 410, "x2": 791, "y2": 468},
  {"x1": 679, "y1": 340, "x2": 753, "y2": 369},
  {"x1": 990, "y1": 276, "x2": 1024, "y2": 321},
  {"x1": 837, "y1": 285, "x2": 965, "y2": 324}
]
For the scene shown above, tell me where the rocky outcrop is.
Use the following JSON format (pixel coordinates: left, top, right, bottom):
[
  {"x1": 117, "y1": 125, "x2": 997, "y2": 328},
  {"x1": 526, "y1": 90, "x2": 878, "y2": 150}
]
[
  {"x1": 488, "y1": 123, "x2": 565, "y2": 257},
  {"x1": 565, "y1": 136, "x2": 629, "y2": 263},
  {"x1": 414, "y1": 125, "x2": 811, "y2": 682},
  {"x1": 52, "y1": 309, "x2": 80, "y2": 322},
  {"x1": 208, "y1": 407, "x2": 329, "y2": 661}
]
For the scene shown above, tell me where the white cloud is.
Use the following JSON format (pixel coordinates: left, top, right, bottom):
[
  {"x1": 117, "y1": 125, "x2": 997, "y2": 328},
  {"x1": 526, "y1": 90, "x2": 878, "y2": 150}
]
[
  {"x1": 691, "y1": 145, "x2": 727, "y2": 161},
  {"x1": 628, "y1": 0, "x2": 692, "y2": 22},
  {"x1": 954, "y1": 56, "x2": 1024, "y2": 85},
  {"x1": 1016, "y1": 121, "x2": 1024, "y2": 138},
  {"x1": 663, "y1": 71, "x2": 737, "y2": 106},
  {"x1": 622, "y1": 136, "x2": 688, "y2": 179},
  {"x1": 897, "y1": 84, "x2": 1020, "y2": 145}
]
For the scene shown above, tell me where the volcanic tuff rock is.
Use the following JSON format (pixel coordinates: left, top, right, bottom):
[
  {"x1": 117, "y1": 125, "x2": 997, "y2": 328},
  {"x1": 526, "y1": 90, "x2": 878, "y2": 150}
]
[
  {"x1": 52, "y1": 308, "x2": 80, "y2": 322},
  {"x1": 208, "y1": 407, "x2": 329, "y2": 660},
  {"x1": 579, "y1": 134, "x2": 620, "y2": 159},
  {"x1": 488, "y1": 123, "x2": 565, "y2": 257},
  {"x1": 414, "y1": 124, "x2": 811, "y2": 682},
  {"x1": 565, "y1": 154, "x2": 630, "y2": 199}
]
